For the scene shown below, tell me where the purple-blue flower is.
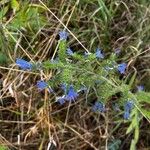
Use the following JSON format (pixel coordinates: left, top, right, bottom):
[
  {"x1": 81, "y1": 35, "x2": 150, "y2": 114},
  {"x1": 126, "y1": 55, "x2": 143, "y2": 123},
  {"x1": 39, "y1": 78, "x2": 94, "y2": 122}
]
[
  {"x1": 137, "y1": 85, "x2": 144, "y2": 91},
  {"x1": 59, "y1": 31, "x2": 68, "y2": 40},
  {"x1": 123, "y1": 110, "x2": 130, "y2": 120},
  {"x1": 92, "y1": 101, "x2": 105, "y2": 112},
  {"x1": 123, "y1": 100, "x2": 134, "y2": 120},
  {"x1": 66, "y1": 48, "x2": 74, "y2": 56},
  {"x1": 95, "y1": 48, "x2": 104, "y2": 59},
  {"x1": 36, "y1": 81, "x2": 48, "y2": 90},
  {"x1": 65, "y1": 85, "x2": 78, "y2": 102},
  {"x1": 57, "y1": 96, "x2": 66, "y2": 105},
  {"x1": 16, "y1": 58, "x2": 32, "y2": 70},
  {"x1": 37, "y1": 81, "x2": 53, "y2": 92},
  {"x1": 124, "y1": 100, "x2": 134, "y2": 112},
  {"x1": 57, "y1": 84, "x2": 79, "y2": 105},
  {"x1": 118, "y1": 63, "x2": 127, "y2": 74}
]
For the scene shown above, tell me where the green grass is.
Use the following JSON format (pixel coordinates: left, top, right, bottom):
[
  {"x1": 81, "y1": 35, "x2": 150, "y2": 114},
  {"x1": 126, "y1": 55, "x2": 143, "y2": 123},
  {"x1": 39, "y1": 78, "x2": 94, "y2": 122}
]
[{"x1": 0, "y1": 0, "x2": 150, "y2": 149}]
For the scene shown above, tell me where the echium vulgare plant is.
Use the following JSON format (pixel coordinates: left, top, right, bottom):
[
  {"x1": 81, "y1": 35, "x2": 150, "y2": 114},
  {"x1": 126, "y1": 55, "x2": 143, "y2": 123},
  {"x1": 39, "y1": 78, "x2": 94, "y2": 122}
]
[{"x1": 16, "y1": 30, "x2": 150, "y2": 149}]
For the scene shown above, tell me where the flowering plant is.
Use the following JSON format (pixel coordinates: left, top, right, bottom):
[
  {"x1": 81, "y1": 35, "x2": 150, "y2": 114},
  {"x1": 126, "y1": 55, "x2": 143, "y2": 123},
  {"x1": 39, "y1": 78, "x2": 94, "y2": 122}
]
[
  {"x1": 16, "y1": 31, "x2": 150, "y2": 149},
  {"x1": 16, "y1": 31, "x2": 149, "y2": 117}
]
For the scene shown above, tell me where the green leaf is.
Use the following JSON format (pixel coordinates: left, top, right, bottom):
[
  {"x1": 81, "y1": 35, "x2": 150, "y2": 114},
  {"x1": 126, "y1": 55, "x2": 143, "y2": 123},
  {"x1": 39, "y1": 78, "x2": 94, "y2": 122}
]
[
  {"x1": 141, "y1": 109, "x2": 150, "y2": 119},
  {"x1": 58, "y1": 40, "x2": 67, "y2": 62},
  {"x1": 134, "y1": 126, "x2": 139, "y2": 143},
  {"x1": 11, "y1": 0, "x2": 20, "y2": 12},
  {"x1": 0, "y1": 6, "x2": 9, "y2": 19},
  {"x1": 8, "y1": 3, "x2": 47, "y2": 31},
  {"x1": 130, "y1": 140, "x2": 136, "y2": 150},
  {"x1": 43, "y1": 61, "x2": 64, "y2": 69},
  {"x1": 0, "y1": 52, "x2": 7, "y2": 64},
  {"x1": 136, "y1": 91, "x2": 150, "y2": 104},
  {"x1": 97, "y1": 0, "x2": 111, "y2": 23},
  {"x1": 126, "y1": 121, "x2": 135, "y2": 135},
  {"x1": 61, "y1": 68, "x2": 73, "y2": 83},
  {"x1": 128, "y1": 71, "x2": 137, "y2": 88},
  {"x1": 0, "y1": 145, "x2": 7, "y2": 150},
  {"x1": 126, "y1": 108, "x2": 139, "y2": 149},
  {"x1": 0, "y1": 0, "x2": 9, "y2": 5},
  {"x1": 126, "y1": 113, "x2": 137, "y2": 135}
]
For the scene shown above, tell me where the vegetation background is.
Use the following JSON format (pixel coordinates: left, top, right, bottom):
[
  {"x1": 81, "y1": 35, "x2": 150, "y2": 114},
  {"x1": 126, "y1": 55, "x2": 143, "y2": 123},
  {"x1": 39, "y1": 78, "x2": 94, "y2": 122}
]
[{"x1": 0, "y1": 0, "x2": 150, "y2": 149}]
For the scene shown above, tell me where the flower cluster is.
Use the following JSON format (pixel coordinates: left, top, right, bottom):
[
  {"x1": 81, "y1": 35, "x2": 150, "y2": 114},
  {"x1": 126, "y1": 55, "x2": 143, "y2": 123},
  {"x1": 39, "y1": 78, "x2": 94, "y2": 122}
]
[{"x1": 123, "y1": 100, "x2": 134, "y2": 120}]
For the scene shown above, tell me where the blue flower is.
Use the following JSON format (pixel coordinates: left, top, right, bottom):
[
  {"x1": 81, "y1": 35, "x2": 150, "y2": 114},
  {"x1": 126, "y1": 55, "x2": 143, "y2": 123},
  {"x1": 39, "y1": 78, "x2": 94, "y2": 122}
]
[
  {"x1": 95, "y1": 48, "x2": 104, "y2": 59},
  {"x1": 37, "y1": 81, "x2": 53, "y2": 92},
  {"x1": 124, "y1": 100, "x2": 134, "y2": 112},
  {"x1": 65, "y1": 85, "x2": 78, "y2": 102},
  {"x1": 123, "y1": 110, "x2": 130, "y2": 120},
  {"x1": 59, "y1": 31, "x2": 68, "y2": 40},
  {"x1": 137, "y1": 85, "x2": 144, "y2": 91},
  {"x1": 123, "y1": 100, "x2": 134, "y2": 120},
  {"x1": 66, "y1": 48, "x2": 74, "y2": 56},
  {"x1": 36, "y1": 81, "x2": 48, "y2": 90},
  {"x1": 57, "y1": 96, "x2": 66, "y2": 105},
  {"x1": 92, "y1": 101, "x2": 105, "y2": 112},
  {"x1": 117, "y1": 63, "x2": 127, "y2": 74},
  {"x1": 16, "y1": 58, "x2": 32, "y2": 70}
]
